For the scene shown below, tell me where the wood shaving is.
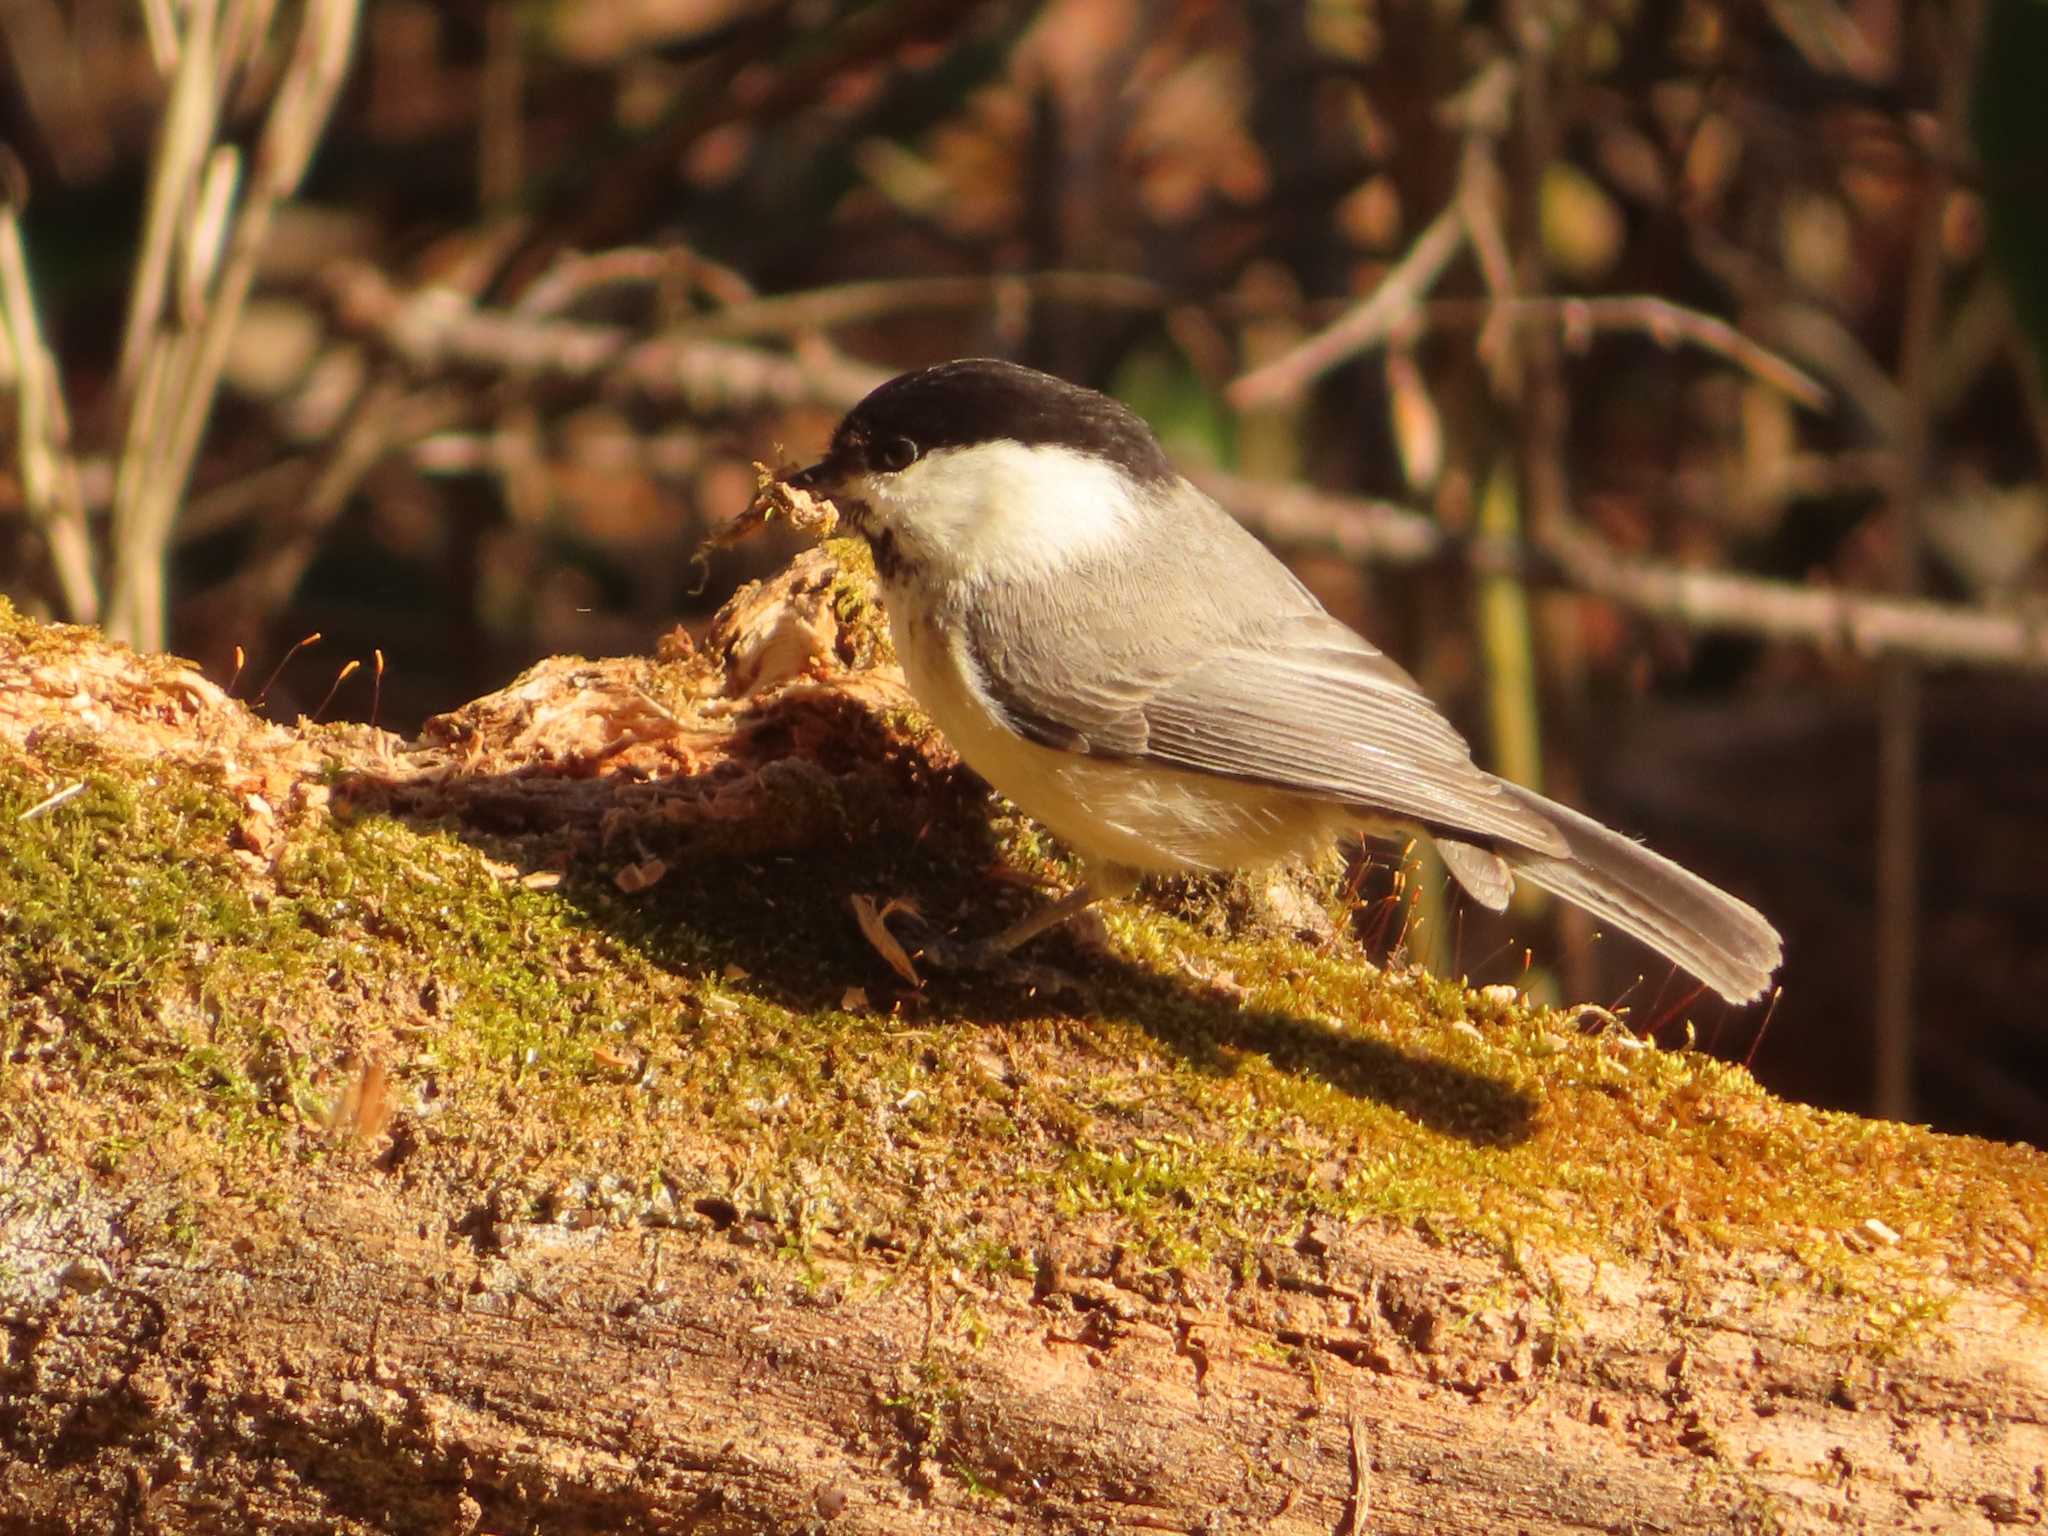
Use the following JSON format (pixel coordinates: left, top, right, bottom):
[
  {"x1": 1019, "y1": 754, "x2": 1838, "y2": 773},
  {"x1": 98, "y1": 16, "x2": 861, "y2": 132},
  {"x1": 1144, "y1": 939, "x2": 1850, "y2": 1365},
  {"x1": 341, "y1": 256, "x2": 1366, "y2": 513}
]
[
  {"x1": 613, "y1": 857, "x2": 668, "y2": 893},
  {"x1": 851, "y1": 893, "x2": 922, "y2": 987}
]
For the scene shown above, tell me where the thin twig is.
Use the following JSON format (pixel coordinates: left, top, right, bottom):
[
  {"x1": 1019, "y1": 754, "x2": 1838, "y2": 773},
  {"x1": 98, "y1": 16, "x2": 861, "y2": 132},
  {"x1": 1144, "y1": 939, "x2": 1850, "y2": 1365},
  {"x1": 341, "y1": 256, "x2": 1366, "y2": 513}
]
[
  {"x1": 0, "y1": 184, "x2": 99, "y2": 622},
  {"x1": 409, "y1": 426, "x2": 704, "y2": 481},
  {"x1": 478, "y1": 0, "x2": 524, "y2": 208},
  {"x1": 1459, "y1": 145, "x2": 1516, "y2": 309},
  {"x1": 1228, "y1": 199, "x2": 1469, "y2": 410},
  {"x1": 137, "y1": 0, "x2": 180, "y2": 74},
  {"x1": 1230, "y1": 61, "x2": 1520, "y2": 411},
  {"x1": 325, "y1": 262, "x2": 888, "y2": 410},
  {"x1": 107, "y1": 0, "x2": 362, "y2": 650},
  {"x1": 1457, "y1": 135, "x2": 1519, "y2": 391},
  {"x1": 620, "y1": 335, "x2": 890, "y2": 412},
  {"x1": 196, "y1": 379, "x2": 460, "y2": 639},
  {"x1": 675, "y1": 272, "x2": 1168, "y2": 341},
  {"x1": 1422, "y1": 295, "x2": 1828, "y2": 409},
  {"x1": 1501, "y1": 7, "x2": 1583, "y2": 990},
  {"x1": 1928, "y1": 270, "x2": 2019, "y2": 418},
  {"x1": 17, "y1": 780, "x2": 86, "y2": 822},
  {"x1": 1767, "y1": 300, "x2": 1905, "y2": 433},
  {"x1": 1335, "y1": 1415, "x2": 1371, "y2": 1536},
  {"x1": 114, "y1": 0, "x2": 225, "y2": 408},
  {"x1": 1874, "y1": 0, "x2": 1984, "y2": 1123},
  {"x1": 512, "y1": 245, "x2": 755, "y2": 317},
  {"x1": 1190, "y1": 470, "x2": 1447, "y2": 564},
  {"x1": 1540, "y1": 518, "x2": 2046, "y2": 670}
]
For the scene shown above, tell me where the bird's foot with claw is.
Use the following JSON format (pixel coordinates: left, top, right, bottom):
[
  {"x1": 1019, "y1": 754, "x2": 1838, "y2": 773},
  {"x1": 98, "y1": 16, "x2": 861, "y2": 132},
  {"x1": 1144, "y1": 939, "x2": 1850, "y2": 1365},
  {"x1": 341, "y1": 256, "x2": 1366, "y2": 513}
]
[
  {"x1": 904, "y1": 924, "x2": 1083, "y2": 996},
  {"x1": 910, "y1": 930, "x2": 1006, "y2": 973}
]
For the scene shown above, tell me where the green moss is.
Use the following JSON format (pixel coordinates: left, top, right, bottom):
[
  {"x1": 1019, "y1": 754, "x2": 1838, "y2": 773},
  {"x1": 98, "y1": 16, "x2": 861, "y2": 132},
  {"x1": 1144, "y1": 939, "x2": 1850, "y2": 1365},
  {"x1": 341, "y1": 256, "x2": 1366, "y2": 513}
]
[
  {"x1": 0, "y1": 591, "x2": 87, "y2": 655},
  {"x1": 3, "y1": 745, "x2": 301, "y2": 1076},
  {"x1": 1, "y1": 672, "x2": 2043, "y2": 1358}
]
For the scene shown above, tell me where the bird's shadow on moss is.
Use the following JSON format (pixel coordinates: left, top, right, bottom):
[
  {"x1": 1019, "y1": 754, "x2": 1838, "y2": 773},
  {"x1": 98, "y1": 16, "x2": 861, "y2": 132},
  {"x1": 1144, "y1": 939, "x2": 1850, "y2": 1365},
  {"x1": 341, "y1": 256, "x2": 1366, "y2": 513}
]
[
  {"x1": 595, "y1": 843, "x2": 1532, "y2": 1148},
  {"x1": 338, "y1": 696, "x2": 1535, "y2": 1151}
]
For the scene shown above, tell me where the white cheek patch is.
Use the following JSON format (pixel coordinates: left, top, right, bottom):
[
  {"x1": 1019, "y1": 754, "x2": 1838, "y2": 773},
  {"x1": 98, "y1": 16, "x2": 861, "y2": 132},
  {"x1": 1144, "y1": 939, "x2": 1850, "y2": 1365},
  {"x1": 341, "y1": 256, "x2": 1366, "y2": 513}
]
[{"x1": 862, "y1": 441, "x2": 1143, "y2": 581}]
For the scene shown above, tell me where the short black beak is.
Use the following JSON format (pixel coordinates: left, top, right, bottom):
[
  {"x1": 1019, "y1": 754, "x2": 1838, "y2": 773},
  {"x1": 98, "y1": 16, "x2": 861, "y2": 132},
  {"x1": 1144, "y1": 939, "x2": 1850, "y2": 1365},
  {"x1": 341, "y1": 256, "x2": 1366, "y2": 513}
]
[
  {"x1": 782, "y1": 453, "x2": 865, "y2": 533},
  {"x1": 786, "y1": 459, "x2": 838, "y2": 493}
]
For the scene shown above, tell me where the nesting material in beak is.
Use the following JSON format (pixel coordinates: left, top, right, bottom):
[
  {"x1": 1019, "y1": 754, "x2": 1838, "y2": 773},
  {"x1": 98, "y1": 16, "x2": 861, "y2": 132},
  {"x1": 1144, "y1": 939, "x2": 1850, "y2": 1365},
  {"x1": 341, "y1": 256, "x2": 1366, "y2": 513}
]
[{"x1": 712, "y1": 461, "x2": 843, "y2": 548}]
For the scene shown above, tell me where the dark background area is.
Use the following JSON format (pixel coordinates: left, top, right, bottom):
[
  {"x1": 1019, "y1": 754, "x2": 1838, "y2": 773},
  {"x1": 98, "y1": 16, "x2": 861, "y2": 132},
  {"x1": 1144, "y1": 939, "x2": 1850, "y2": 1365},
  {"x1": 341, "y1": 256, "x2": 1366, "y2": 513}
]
[{"x1": 2, "y1": 0, "x2": 2043, "y2": 1143}]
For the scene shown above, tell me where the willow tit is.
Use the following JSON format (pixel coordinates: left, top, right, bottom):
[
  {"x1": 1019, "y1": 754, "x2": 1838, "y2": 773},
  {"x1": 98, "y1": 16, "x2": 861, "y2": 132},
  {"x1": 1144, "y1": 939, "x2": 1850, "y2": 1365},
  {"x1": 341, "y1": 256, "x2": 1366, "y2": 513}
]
[{"x1": 789, "y1": 358, "x2": 1781, "y2": 1003}]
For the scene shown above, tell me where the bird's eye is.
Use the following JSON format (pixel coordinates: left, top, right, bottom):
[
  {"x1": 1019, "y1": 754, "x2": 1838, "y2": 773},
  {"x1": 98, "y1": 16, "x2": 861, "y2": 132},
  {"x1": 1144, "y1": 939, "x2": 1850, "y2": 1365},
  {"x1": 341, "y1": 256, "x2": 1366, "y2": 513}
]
[{"x1": 873, "y1": 436, "x2": 919, "y2": 473}]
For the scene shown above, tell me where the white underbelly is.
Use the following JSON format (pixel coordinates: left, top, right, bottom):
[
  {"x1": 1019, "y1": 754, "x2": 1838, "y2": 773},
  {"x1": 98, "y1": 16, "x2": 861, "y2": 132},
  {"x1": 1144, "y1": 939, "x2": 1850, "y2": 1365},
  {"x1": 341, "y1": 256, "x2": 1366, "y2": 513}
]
[{"x1": 888, "y1": 603, "x2": 1339, "y2": 876}]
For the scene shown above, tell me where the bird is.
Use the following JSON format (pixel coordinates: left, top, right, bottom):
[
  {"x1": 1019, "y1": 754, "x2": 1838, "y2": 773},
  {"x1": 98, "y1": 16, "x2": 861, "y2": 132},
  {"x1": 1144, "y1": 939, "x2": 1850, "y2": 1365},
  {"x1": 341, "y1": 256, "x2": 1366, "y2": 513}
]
[{"x1": 787, "y1": 358, "x2": 1782, "y2": 1003}]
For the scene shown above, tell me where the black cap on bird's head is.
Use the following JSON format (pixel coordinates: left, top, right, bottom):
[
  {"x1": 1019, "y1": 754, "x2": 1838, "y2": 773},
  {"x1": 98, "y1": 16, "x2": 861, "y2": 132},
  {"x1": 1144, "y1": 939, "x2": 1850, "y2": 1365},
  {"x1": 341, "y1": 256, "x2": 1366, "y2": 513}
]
[{"x1": 788, "y1": 358, "x2": 1175, "y2": 494}]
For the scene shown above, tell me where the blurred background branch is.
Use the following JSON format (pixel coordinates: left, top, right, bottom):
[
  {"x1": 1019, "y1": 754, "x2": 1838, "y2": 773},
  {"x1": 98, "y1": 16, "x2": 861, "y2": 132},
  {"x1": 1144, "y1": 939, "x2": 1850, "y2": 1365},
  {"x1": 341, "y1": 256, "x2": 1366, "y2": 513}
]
[
  {"x1": 1199, "y1": 468, "x2": 2048, "y2": 669},
  {"x1": 0, "y1": 159, "x2": 96, "y2": 623},
  {"x1": 105, "y1": 0, "x2": 362, "y2": 651},
  {"x1": 1, "y1": 0, "x2": 2044, "y2": 1144},
  {"x1": 1873, "y1": 0, "x2": 1986, "y2": 1124}
]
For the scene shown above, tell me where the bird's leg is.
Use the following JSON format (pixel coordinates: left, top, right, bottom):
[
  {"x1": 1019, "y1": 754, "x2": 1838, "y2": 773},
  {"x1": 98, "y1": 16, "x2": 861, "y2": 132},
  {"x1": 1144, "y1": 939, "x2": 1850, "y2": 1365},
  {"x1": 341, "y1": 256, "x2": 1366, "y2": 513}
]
[
  {"x1": 921, "y1": 863, "x2": 1141, "y2": 970},
  {"x1": 981, "y1": 874, "x2": 1116, "y2": 957}
]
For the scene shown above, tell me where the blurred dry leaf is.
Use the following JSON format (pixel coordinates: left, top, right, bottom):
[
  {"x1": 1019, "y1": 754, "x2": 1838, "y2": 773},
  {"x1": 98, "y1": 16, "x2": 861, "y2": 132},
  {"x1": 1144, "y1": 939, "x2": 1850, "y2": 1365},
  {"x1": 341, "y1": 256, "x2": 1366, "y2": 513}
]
[
  {"x1": 1761, "y1": 0, "x2": 1893, "y2": 81},
  {"x1": 614, "y1": 857, "x2": 668, "y2": 893},
  {"x1": 1540, "y1": 163, "x2": 1625, "y2": 284},
  {"x1": 259, "y1": 204, "x2": 377, "y2": 282},
  {"x1": 224, "y1": 297, "x2": 325, "y2": 399},
  {"x1": 1942, "y1": 189, "x2": 1986, "y2": 267},
  {"x1": 1781, "y1": 194, "x2": 1852, "y2": 296},
  {"x1": 1336, "y1": 175, "x2": 1402, "y2": 251},
  {"x1": 684, "y1": 121, "x2": 754, "y2": 189},
  {"x1": 1386, "y1": 348, "x2": 1443, "y2": 494},
  {"x1": 1738, "y1": 383, "x2": 1799, "y2": 535},
  {"x1": 1583, "y1": 18, "x2": 1623, "y2": 74},
  {"x1": 1130, "y1": 52, "x2": 1268, "y2": 224},
  {"x1": 854, "y1": 136, "x2": 955, "y2": 220},
  {"x1": 1681, "y1": 113, "x2": 1742, "y2": 212},
  {"x1": 1594, "y1": 124, "x2": 1669, "y2": 207},
  {"x1": 1315, "y1": 77, "x2": 1392, "y2": 162},
  {"x1": 1649, "y1": 79, "x2": 1705, "y2": 146},
  {"x1": 1306, "y1": 0, "x2": 1377, "y2": 63},
  {"x1": 1927, "y1": 484, "x2": 2048, "y2": 598},
  {"x1": 550, "y1": 0, "x2": 761, "y2": 65},
  {"x1": 907, "y1": 88, "x2": 1032, "y2": 237},
  {"x1": 277, "y1": 343, "x2": 369, "y2": 443},
  {"x1": 1021, "y1": 0, "x2": 1138, "y2": 89}
]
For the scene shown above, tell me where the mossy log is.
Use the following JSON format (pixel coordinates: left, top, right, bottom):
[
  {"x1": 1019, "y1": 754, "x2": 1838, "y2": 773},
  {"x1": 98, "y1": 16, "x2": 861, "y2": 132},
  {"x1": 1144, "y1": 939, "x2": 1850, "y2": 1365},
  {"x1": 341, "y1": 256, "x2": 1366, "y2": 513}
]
[{"x1": 2, "y1": 547, "x2": 2043, "y2": 1534}]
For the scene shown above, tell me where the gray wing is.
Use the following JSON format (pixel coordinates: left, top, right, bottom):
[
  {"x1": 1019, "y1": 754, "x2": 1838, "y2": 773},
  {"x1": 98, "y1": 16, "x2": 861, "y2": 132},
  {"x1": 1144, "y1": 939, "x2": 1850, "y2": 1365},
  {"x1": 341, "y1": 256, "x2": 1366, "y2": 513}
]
[
  {"x1": 961, "y1": 511, "x2": 1568, "y2": 855},
  {"x1": 1137, "y1": 616, "x2": 1567, "y2": 851}
]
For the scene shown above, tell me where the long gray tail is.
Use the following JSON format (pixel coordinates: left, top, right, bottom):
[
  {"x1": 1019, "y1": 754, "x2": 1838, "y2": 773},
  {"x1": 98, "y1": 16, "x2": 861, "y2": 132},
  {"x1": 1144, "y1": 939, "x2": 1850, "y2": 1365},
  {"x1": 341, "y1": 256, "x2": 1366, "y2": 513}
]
[{"x1": 1439, "y1": 782, "x2": 1782, "y2": 1004}]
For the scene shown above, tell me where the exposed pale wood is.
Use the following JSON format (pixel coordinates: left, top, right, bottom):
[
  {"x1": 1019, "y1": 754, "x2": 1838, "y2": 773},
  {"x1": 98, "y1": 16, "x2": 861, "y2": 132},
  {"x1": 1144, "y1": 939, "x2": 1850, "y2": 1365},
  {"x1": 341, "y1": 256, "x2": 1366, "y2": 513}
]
[{"x1": 5, "y1": 1165, "x2": 2044, "y2": 1536}]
